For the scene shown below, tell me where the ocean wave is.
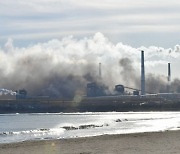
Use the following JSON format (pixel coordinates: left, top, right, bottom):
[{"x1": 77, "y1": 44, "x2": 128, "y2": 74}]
[
  {"x1": 62, "y1": 123, "x2": 109, "y2": 131},
  {"x1": 1, "y1": 112, "x2": 180, "y2": 144},
  {"x1": 0, "y1": 128, "x2": 64, "y2": 137}
]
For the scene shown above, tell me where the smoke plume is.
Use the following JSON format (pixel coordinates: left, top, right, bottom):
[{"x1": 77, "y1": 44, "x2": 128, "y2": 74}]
[
  {"x1": 119, "y1": 57, "x2": 139, "y2": 88},
  {"x1": 0, "y1": 32, "x2": 180, "y2": 98}
]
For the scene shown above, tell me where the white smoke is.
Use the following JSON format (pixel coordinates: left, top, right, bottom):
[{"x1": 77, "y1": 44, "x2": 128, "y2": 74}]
[
  {"x1": 0, "y1": 32, "x2": 180, "y2": 97},
  {"x1": 0, "y1": 89, "x2": 16, "y2": 95}
]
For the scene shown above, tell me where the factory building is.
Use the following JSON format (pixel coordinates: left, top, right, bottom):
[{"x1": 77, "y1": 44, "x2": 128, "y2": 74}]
[
  {"x1": 86, "y1": 82, "x2": 108, "y2": 97},
  {"x1": 1, "y1": 49, "x2": 180, "y2": 113},
  {"x1": 16, "y1": 89, "x2": 27, "y2": 99},
  {"x1": 86, "y1": 50, "x2": 180, "y2": 100}
]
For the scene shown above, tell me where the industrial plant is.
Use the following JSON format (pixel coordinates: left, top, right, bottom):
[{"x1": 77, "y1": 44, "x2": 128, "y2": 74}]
[
  {"x1": 0, "y1": 50, "x2": 180, "y2": 113},
  {"x1": 86, "y1": 51, "x2": 179, "y2": 99}
]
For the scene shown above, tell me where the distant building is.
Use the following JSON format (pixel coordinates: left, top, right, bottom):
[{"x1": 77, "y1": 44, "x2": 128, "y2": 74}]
[
  {"x1": 16, "y1": 89, "x2": 27, "y2": 99},
  {"x1": 87, "y1": 82, "x2": 108, "y2": 97}
]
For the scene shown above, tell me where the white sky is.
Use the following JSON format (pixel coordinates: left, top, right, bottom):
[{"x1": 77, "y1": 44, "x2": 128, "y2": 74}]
[{"x1": 0, "y1": 0, "x2": 180, "y2": 47}]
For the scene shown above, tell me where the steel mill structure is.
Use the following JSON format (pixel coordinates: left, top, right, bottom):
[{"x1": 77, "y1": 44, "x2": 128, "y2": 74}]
[{"x1": 0, "y1": 51, "x2": 180, "y2": 113}]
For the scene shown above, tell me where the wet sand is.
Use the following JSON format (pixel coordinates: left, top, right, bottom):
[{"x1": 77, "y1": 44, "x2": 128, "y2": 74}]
[{"x1": 1, "y1": 131, "x2": 180, "y2": 154}]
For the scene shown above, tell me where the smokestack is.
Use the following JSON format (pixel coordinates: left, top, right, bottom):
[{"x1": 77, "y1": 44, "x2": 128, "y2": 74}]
[
  {"x1": 141, "y1": 50, "x2": 145, "y2": 95},
  {"x1": 167, "y1": 63, "x2": 171, "y2": 92},
  {"x1": 99, "y1": 62, "x2": 101, "y2": 78},
  {"x1": 168, "y1": 63, "x2": 171, "y2": 82}
]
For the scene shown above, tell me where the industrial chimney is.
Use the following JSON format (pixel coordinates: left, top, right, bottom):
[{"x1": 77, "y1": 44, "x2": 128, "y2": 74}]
[
  {"x1": 168, "y1": 63, "x2": 171, "y2": 82},
  {"x1": 99, "y1": 62, "x2": 102, "y2": 78},
  {"x1": 141, "y1": 50, "x2": 145, "y2": 95},
  {"x1": 167, "y1": 63, "x2": 171, "y2": 92}
]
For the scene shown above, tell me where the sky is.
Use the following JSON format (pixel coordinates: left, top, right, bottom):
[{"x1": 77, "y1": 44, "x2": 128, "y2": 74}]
[
  {"x1": 0, "y1": 0, "x2": 180, "y2": 47},
  {"x1": 0, "y1": 0, "x2": 180, "y2": 94}
]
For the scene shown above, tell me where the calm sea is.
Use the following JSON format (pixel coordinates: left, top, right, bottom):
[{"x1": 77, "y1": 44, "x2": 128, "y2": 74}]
[{"x1": 1, "y1": 112, "x2": 180, "y2": 143}]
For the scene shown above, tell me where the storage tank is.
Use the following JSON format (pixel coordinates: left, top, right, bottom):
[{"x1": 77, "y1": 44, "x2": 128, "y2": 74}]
[{"x1": 115, "y1": 85, "x2": 124, "y2": 94}]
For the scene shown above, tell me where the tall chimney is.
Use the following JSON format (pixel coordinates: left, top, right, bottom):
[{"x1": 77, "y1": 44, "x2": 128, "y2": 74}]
[
  {"x1": 168, "y1": 63, "x2": 171, "y2": 82},
  {"x1": 99, "y1": 62, "x2": 101, "y2": 78},
  {"x1": 167, "y1": 63, "x2": 171, "y2": 92},
  {"x1": 141, "y1": 50, "x2": 145, "y2": 95}
]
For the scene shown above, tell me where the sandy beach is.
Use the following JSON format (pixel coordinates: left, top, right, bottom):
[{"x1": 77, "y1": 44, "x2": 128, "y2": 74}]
[{"x1": 1, "y1": 130, "x2": 180, "y2": 154}]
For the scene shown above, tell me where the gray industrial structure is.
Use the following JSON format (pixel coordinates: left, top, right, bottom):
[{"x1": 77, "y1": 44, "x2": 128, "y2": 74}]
[
  {"x1": 141, "y1": 50, "x2": 145, "y2": 95},
  {"x1": 0, "y1": 50, "x2": 180, "y2": 113},
  {"x1": 85, "y1": 50, "x2": 180, "y2": 100},
  {"x1": 86, "y1": 82, "x2": 108, "y2": 97},
  {"x1": 99, "y1": 62, "x2": 102, "y2": 78},
  {"x1": 86, "y1": 50, "x2": 146, "y2": 97},
  {"x1": 167, "y1": 63, "x2": 171, "y2": 93},
  {"x1": 168, "y1": 62, "x2": 171, "y2": 82}
]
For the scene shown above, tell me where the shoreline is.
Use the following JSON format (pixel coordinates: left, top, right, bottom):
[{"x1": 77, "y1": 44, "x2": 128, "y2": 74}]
[{"x1": 1, "y1": 130, "x2": 180, "y2": 154}]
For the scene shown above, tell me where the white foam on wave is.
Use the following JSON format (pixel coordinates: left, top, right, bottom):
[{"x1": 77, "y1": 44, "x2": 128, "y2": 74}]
[{"x1": 0, "y1": 128, "x2": 65, "y2": 143}]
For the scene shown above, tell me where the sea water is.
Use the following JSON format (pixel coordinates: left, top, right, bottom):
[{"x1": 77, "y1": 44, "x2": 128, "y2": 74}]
[{"x1": 1, "y1": 112, "x2": 180, "y2": 143}]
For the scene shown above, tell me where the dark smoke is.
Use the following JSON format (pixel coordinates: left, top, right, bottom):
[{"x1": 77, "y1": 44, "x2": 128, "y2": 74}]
[
  {"x1": 39, "y1": 74, "x2": 86, "y2": 98},
  {"x1": 119, "y1": 57, "x2": 140, "y2": 88},
  {"x1": 119, "y1": 58, "x2": 180, "y2": 94},
  {"x1": 0, "y1": 34, "x2": 180, "y2": 98},
  {"x1": 145, "y1": 74, "x2": 167, "y2": 93},
  {"x1": 0, "y1": 52, "x2": 100, "y2": 99},
  {"x1": 171, "y1": 79, "x2": 180, "y2": 93},
  {"x1": 2, "y1": 54, "x2": 178, "y2": 98}
]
